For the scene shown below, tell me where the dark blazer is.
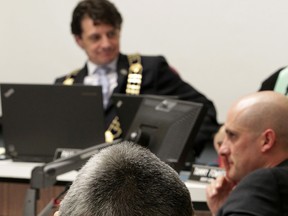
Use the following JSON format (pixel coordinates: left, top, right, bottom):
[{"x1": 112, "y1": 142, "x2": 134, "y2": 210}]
[
  {"x1": 217, "y1": 159, "x2": 288, "y2": 216},
  {"x1": 259, "y1": 67, "x2": 285, "y2": 90},
  {"x1": 55, "y1": 53, "x2": 219, "y2": 157}
]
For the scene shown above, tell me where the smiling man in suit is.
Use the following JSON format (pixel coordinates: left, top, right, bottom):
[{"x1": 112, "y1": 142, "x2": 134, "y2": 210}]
[{"x1": 55, "y1": 0, "x2": 219, "y2": 162}]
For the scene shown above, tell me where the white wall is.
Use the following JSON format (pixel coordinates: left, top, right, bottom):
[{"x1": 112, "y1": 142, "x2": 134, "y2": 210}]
[{"x1": 1, "y1": 0, "x2": 288, "y2": 122}]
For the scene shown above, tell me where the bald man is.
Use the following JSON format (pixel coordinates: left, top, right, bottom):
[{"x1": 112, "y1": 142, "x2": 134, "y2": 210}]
[{"x1": 206, "y1": 91, "x2": 288, "y2": 215}]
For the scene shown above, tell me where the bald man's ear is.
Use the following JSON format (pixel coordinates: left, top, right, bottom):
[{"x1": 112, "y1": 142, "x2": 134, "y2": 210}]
[{"x1": 261, "y1": 129, "x2": 276, "y2": 152}]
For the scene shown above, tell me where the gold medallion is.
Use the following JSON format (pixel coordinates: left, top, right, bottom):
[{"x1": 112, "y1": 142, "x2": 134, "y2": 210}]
[{"x1": 105, "y1": 130, "x2": 114, "y2": 143}]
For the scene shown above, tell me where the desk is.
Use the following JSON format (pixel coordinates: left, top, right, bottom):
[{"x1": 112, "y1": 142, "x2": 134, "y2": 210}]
[
  {"x1": 0, "y1": 160, "x2": 78, "y2": 181},
  {"x1": 0, "y1": 160, "x2": 77, "y2": 216},
  {"x1": 0, "y1": 160, "x2": 211, "y2": 216}
]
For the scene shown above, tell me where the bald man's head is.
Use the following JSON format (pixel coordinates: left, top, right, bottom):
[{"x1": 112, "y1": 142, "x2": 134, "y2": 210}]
[
  {"x1": 228, "y1": 91, "x2": 288, "y2": 147},
  {"x1": 220, "y1": 91, "x2": 288, "y2": 182}
]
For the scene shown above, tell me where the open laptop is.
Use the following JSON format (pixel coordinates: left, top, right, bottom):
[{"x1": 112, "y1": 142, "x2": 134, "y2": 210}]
[{"x1": 0, "y1": 83, "x2": 106, "y2": 163}]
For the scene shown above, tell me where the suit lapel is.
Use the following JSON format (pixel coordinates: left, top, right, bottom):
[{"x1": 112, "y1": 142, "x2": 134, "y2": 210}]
[
  {"x1": 113, "y1": 54, "x2": 129, "y2": 94},
  {"x1": 73, "y1": 65, "x2": 88, "y2": 84}
]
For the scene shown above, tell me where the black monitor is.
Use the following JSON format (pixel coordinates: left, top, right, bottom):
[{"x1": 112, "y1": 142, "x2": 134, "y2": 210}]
[
  {"x1": 112, "y1": 94, "x2": 143, "y2": 138},
  {"x1": 113, "y1": 94, "x2": 206, "y2": 172}
]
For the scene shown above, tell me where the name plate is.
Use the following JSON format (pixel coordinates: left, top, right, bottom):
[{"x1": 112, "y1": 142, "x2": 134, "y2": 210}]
[
  {"x1": 189, "y1": 164, "x2": 225, "y2": 183},
  {"x1": 54, "y1": 148, "x2": 82, "y2": 160}
]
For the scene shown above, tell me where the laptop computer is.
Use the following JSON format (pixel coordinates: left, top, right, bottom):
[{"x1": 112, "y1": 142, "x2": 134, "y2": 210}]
[{"x1": 0, "y1": 83, "x2": 106, "y2": 163}]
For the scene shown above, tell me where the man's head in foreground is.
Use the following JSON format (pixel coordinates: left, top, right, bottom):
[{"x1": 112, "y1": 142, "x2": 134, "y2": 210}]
[{"x1": 57, "y1": 141, "x2": 194, "y2": 216}]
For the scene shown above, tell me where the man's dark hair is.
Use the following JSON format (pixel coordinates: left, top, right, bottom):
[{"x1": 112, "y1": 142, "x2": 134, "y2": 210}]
[
  {"x1": 59, "y1": 142, "x2": 194, "y2": 216},
  {"x1": 71, "y1": 0, "x2": 123, "y2": 36}
]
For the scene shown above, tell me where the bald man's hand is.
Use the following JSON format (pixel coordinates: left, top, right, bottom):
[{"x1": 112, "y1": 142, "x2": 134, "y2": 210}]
[
  {"x1": 206, "y1": 176, "x2": 235, "y2": 215},
  {"x1": 54, "y1": 211, "x2": 59, "y2": 216}
]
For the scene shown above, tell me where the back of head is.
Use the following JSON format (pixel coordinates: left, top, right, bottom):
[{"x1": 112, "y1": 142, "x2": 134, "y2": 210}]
[
  {"x1": 59, "y1": 141, "x2": 194, "y2": 216},
  {"x1": 71, "y1": 0, "x2": 123, "y2": 36}
]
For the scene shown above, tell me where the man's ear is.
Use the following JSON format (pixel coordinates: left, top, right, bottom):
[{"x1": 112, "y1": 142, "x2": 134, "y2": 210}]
[
  {"x1": 261, "y1": 129, "x2": 276, "y2": 152},
  {"x1": 74, "y1": 35, "x2": 84, "y2": 49}
]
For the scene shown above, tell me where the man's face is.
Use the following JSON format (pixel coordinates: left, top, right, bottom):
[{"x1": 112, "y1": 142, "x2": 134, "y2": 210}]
[
  {"x1": 213, "y1": 126, "x2": 225, "y2": 154},
  {"x1": 219, "y1": 109, "x2": 263, "y2": 184},
  {"x1": 75, "y1": 16, "x2": 120, "y2": 65}
]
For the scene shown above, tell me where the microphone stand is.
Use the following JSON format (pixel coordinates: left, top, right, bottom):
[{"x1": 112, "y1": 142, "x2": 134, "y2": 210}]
[{"x1": 23, "y1": 139, "x2": 122, "y2": 216}]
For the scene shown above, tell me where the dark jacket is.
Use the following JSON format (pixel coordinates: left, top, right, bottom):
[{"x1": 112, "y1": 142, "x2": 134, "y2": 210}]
[
  {"x1": 217, "y1": 159, "x2": 288, "y2": 216},
  {"x1": 259, "y1": 67, "x2": 284, "y2": 90},
  {"x1": 55, "y1": 53, "x2": 219, "y2": 158}
]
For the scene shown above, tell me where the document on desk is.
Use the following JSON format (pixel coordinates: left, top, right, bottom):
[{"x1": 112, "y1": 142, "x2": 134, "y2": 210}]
[{"x1": 185, "y1": 179, "x2": 208, "y2": 202}]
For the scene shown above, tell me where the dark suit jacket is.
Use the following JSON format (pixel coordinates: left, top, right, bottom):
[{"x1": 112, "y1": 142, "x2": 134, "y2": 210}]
[
  {"x1": 259, "y1": 67, "x2": 285, "y2": 90},
  {"x1": 217, "y1": 159, "x2": 288, "y2": 216},
  {"x1": 55, "y1": 53, "x2": 219, "y2": 157}
]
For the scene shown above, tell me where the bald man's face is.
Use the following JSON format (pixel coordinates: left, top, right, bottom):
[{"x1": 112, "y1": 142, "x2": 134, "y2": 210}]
[
  {"x1": 219, "y1": 91, "x2": 288, "y2": 183},
  {"x1": 219, "y1": 106, "x2": 264, "y2": 183}
]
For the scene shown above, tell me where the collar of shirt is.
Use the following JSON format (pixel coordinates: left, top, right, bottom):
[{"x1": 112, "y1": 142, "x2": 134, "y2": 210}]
[
  {"x1": 84, "y1": 58, "x2": 119, "y2": 101},
  {"x1": 86, "y1": 58, "x2": 118, "y2": 76}
]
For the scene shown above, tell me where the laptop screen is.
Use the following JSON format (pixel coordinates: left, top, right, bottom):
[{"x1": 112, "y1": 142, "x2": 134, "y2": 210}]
[{"x1": 0, "y1": 83, "x2": 105, "y2": 163}]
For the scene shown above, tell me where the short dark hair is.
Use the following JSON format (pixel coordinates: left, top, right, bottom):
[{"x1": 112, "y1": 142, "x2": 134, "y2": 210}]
[
  {"x1": 59, "y1": 142, "x2": 194, "y2": 216},
  {"x1": 71, "y1": 0, "x2": 123, "y2": 36}
]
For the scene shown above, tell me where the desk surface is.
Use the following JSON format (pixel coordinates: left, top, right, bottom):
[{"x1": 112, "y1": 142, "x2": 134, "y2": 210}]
[
  {"x1": 0, "y1": 159, "x2": 78, "y2": 182},
  {"x1": 0, "y1": 159, "x2": 208, "y2": 202}
]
